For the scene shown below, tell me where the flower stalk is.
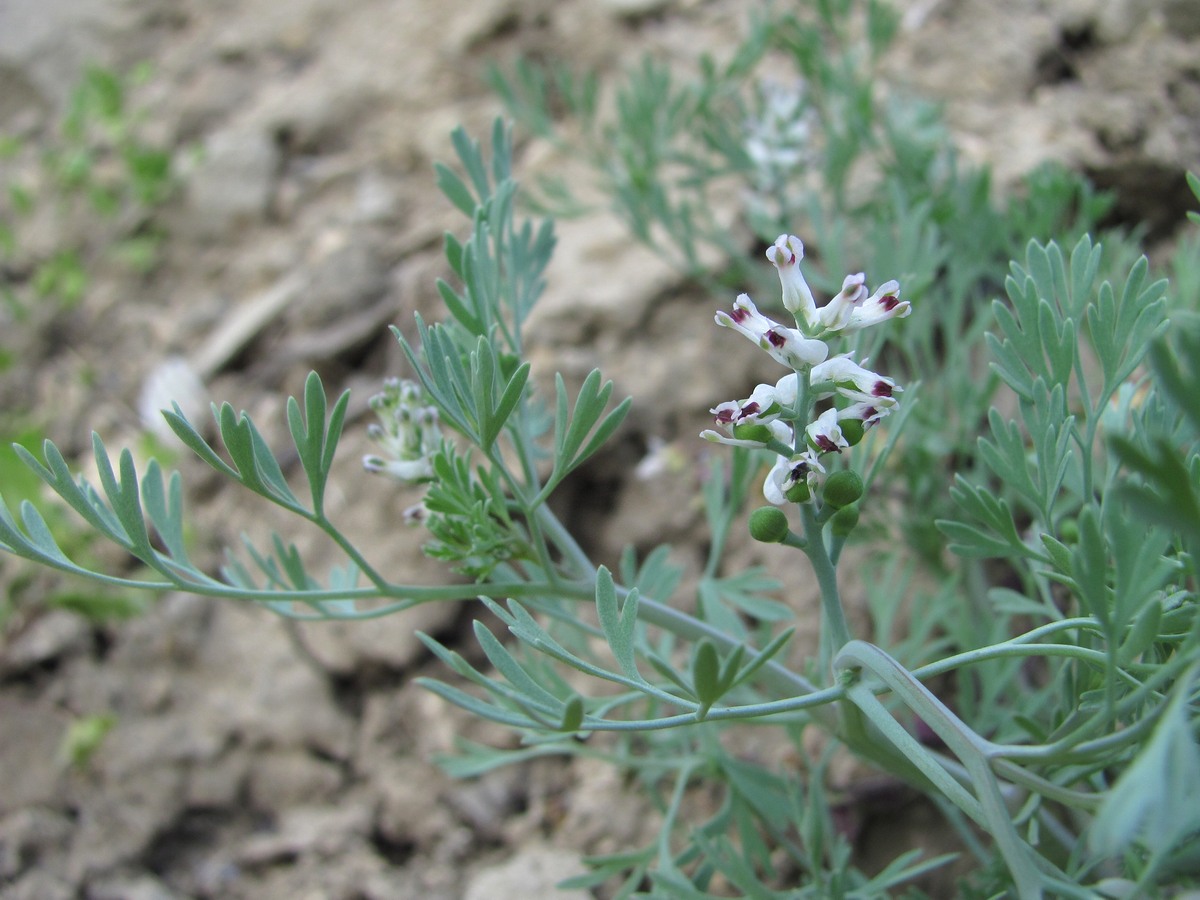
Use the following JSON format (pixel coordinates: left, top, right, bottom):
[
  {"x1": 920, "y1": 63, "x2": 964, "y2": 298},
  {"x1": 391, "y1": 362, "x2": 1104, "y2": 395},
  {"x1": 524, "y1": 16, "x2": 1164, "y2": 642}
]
[{"x1": 707, "y1": 233, "x2": 909, "y2": 668}]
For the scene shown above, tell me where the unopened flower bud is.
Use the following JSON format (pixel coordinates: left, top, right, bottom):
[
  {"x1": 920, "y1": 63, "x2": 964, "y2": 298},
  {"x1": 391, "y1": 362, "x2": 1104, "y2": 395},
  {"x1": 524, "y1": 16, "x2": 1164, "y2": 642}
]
[
  {"x1": 823, "y1": 470, "x2": 863, "y2": 509},
  {"x1": 748, "y1": 506, "x2": 791, "y2": 543}
]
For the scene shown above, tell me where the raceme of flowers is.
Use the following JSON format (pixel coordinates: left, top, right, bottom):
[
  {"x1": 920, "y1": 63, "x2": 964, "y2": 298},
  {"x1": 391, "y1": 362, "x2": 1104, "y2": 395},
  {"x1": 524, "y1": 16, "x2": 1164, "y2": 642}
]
[
  {"x1": 701, "y1": 234, "x2": 909, "y2": 505},
  {"x1": 362, "y1": 377, "x2": 443, "y2": 524},
  {"x1": 744, "y1": 79, "x2": 816, "y2": 192},
  {"x1": 363, "y1": 377, "x2": 441, "y2": 484}
]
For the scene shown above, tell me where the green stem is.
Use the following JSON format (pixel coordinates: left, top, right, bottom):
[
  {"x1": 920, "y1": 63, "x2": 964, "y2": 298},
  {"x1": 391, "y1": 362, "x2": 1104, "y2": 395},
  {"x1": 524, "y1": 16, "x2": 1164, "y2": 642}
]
[
  {"x1": 509, "y1": 400, "x2": 545, "y2": 497},
  {"x1": 995, "y1": 646, "x2": 1192, "y2": 763},
  {"x1": 210, "y1": 577, "x2": 593, "y2": 608},
  {"x1": 791, "y1": 365, "x2": 812, "y2": 455},
  {"x1": 310, "y1": 511, "x2": 392, "y2": 591},
  {"x1": 918, "y1": 643, "x2": 1139, "y2": 686},
  {"x1": 1073, "y1": 344, "x2": 1097, "y2": 502},
  {"x1": 799, "y1": 501, "x2": 852, "y2": 672},
  {"x1": 535, "y1": 503, "x2": 833, "y2": 720},
  {"x1": 844, "y1": 680, "x2": 986, "y2": 822},
  {"x1": 534, "y1": 502, "x2": 593, "y2": 580},
  {"x1": 836, "y1": 641, "x2": 1049, "y2": 899},
  {"x1": 657, "y1": 761, "x2": 699, "y2": 870}
]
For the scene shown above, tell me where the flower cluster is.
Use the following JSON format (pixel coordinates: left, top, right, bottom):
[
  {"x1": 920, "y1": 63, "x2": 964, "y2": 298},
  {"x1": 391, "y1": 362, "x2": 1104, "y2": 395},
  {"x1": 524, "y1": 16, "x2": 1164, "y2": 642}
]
[
  {"x1": 702, "y1": 234, "x2": 909, "y2": 506},
  {"x1": 744, "y1": 79, "x2": 816, "y2": 194},
  {"x1": 363, "y1": 378, "x2": 441, "y2": 484}
]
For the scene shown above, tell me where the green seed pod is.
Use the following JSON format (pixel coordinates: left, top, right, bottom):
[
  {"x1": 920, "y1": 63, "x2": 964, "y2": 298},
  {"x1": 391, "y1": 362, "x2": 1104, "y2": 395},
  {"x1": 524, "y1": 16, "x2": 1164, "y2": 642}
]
[
  {"x1": 840, "y1": 418, "x2": 865, "y2": 446},
  {"x1": 824, "y1": 470, "x2": 864, "y2": 509},
  {"x1": 784, "y1": 479, "x2": 811, "y2": 503},
  {"x1": 748, "y1": 506, "x2": 790, "y2": 543},
  {"x1": 732, "y1": 422, "x2": 772, "y2": 443},
  {"x1": 830, "y1": 502, "x2": 860, "y2": 537}
]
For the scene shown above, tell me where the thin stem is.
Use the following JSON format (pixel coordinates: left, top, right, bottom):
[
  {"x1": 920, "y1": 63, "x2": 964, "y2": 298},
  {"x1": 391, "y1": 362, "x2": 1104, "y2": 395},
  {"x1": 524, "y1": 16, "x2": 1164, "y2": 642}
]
[
  {"x1": 995, "y1": 647, "x2": 1189, "y2": 763},
  {"x1": 497, "y1": 456, "x2": 558, "y2": 580},
  {"x1": 309, "y1": 510, "x2": 392, "y2": 591},
  {"x1": 535, "y1": 502, "x2": 833, "y2": 719},
  {"x1": 799, "y1": 500, "x2": 852, "y2": 672},
  {"x1": 790, "y1": 366, "x2": 812, "y2": 455},
  {"x1": 205, "y1": 577, "x2": 593, "y2": 607},
  {"x1": 844, "y1": 680, "x2": 986, "y2": 824},
  {"x1": 828, "y1": 531, "x2": 848, "y2": 566},
  {"x1": 657, "y1": 761, "x2": 699, "y2": 870},
  {"x1": 535, "y1": 502, "x2": 593, "y2": 579},
  {"x1": 989, "y1": 758, "x2": 1100, "y2": 812},
  {"x1": 918, "y1": 643, "x2": 1139, "y2": 686},
  {"x1": 837, "y1": 641, "x2": 1050, "y2": 898},
  {"x1": 1073, "y1": 337, "x2": 1097, "y2": 501},
  {"x1": 508, "y1": 400, "x2": 544, "y2": 498},
  {"x1": 911, "y1": 616, "x2": 1104, "y2": 678}
]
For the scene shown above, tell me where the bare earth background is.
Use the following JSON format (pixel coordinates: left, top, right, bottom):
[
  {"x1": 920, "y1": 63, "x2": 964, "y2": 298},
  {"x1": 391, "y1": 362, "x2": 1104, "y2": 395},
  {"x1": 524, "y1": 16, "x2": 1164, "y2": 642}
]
[{"x1": 1, "y1": 0, "x2": 1198, "y2": 897}]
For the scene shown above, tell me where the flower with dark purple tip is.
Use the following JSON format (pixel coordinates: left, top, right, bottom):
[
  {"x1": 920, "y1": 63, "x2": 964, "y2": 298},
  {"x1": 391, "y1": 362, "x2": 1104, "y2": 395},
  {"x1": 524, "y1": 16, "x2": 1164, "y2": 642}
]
[
  {"x1": 843, "y1": 280, "x2": 910, "y2": 331},
  {"x1": 716, "y1": 293, "x2": 829, "y2": 367}
]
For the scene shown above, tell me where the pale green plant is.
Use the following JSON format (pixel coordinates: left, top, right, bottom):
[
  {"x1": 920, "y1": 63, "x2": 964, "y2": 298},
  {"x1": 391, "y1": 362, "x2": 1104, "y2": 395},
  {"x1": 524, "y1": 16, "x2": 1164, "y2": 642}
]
[
  {"x1": 59, "y1": 712, "x2": 117, "y2": 770},
  {"x1": 0, "y1": 427, "x2": 148, "y2": 627},
  {"x1": 1, "y1": 118, "x2": 1197, "y2": 897},
  {"x1": 1, "y1": 63, "x2": 176, "y2": 316},
  {"x1": 489, "y1": 0, "x2": 1123, "y2": 572},
  {"x1": 0, "y1": 63, "x2": 183, "y2": 622},
  {"x1": 2, "y1": 6, "x2": 1199, "y2": 897}
]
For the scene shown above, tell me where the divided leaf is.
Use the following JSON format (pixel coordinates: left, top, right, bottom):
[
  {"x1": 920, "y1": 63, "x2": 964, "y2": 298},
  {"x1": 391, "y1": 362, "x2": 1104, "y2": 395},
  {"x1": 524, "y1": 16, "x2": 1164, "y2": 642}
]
[
  {"x1": 595, "y1": 565, "x2": 642, "y2": 680},
  {"x1": 537, "y1": 370, "x2": 631, "y2": 503}
]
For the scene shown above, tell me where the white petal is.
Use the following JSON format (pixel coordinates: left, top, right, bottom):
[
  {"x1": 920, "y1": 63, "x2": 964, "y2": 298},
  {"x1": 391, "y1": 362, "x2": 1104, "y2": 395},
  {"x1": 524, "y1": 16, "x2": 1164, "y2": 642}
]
[
  {"x1": 139, "y1": 356, "x2": 208, "y2": 441},
  {"x1": 700, "y1": 429, "x2": 775, "y2": 449},
  {"x1": 766, "y1": 234, "x2": 819, "y2": 329},
  {"x1": 763, "y1": 457, "x2": 791, "y2": 505},
  {"x1": 818, "y1": 273, "x2": 867, "y2": 331}
]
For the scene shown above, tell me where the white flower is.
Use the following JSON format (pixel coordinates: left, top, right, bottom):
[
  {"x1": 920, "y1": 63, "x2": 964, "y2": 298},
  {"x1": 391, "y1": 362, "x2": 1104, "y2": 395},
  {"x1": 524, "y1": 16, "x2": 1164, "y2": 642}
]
[
  {"x1": 714, "y1": 293, "x2": 772, "y2": 342},
  {"x1": 761, "y1": 371, "x2": 800, "y2": 410},
  {"x1": 810, "y1": 355, "x2": 901, "y2": 404},
  {"x1": 744, "y1": 79, "x2": 814, "y2": 181},
  {"x1": 839, "y1": 400, "x2": 895, "y2": 427},
  {"x1": 701, "y1": 417, "x2": 792, "y2": 450},
  {"x1": 762, "y1": 324, "x2": 830, "y2": 369},
  {"x1": 700, "y1": 372, "x2": 804, "y2": 447},
  {"x1": 363, "y1": 455, "x2": 435, "y2": 482},
  {"x1": 403, "y1": 501, "x2": 429, "y2": 526},
  {"x1": 834, "y1": 400, "x2": 897, "y2": 448},
  {"x1": 805, "y1": 408, "x2": 849, "y2": 454},
  {"x1": 765, "y1": 234, "x2": 910, "y2": 335},
  {"x1": 363, "y1": 378, "x2": 441, "y2": 484},
  {"x1": 763, "y1": 450, "x2": 825, "y2": 505},
  {"x1": 842, "y1": 279, "x2": 910, "y2": 331},
  {"x1": 765, "y1": 235, "x2": 819, "y2": 329},
  {"x1": 726, "y1": 373, "x2": 801, "y2": 423},
  {"x1": 715, "y1": 293, "x2": 828, "y2": 368},
  {"x1": 816, "y1": 273, "x2": 868, "y2": 331},
  {"x1": 704, "y1": 229, "x2": 912, "y2": 507}
]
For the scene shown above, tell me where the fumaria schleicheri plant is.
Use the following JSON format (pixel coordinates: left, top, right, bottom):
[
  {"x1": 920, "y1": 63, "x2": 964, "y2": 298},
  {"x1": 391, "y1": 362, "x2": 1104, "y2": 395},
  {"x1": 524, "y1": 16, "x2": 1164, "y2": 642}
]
[
  {"x1": 701, "y1": 232, "x2": 909, "y2": 671},
  {"x1": 2, "y1": 109, "x2": 1199, "y2": 897}
]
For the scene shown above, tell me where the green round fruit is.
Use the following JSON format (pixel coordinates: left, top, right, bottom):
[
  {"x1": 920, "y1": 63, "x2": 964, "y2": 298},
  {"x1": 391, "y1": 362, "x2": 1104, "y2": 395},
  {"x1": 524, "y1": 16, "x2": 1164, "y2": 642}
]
[
  {"x1": 824, "y1": 470, "x2": 864, "y2": 509},
  {"x1": 831, "y1": 502, "x2": 860, "y2": 537},
  {"x1": 748, "y1": 506, "x2": 790, "y2": 543}
]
